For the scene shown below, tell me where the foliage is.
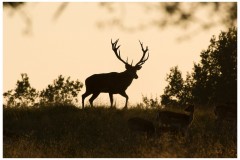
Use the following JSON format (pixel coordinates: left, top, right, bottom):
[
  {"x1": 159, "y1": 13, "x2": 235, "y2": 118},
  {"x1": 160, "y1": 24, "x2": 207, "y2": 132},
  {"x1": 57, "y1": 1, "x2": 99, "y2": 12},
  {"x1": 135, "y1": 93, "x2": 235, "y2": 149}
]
[
  {"x1": 39, "y1": 75, "x2": 83, "y2": 105},
  {"x1": 160, "y1": 66, "x2": 184, "y2": 106},
  {"x1": 192, "y1": 27, "x2": 237, "y2": 104},
  {"x1": 3, "y1": 73, "x2": 38, "y2": 107},
  {"x1": 180, "y1": 72, "x2": 194, "y2": 105},
  {"x1": 4, "y1": 2, "x2": 237, "y2": 36},
  {"x1": 3, "y1": 74, "x2": 83, "y2": 107},
  {"x1": 141, "y1": 95, "x2": 160, "y2": 108},
  {"x1": 3, "y1": 2, "x2": 24, "y2": 8},
  {"x1": 99, "y1": 2, "x2": 236, "y2": 32},
  {"x1": 161, "y1": 27, "x2": 237, "y2": 106}
]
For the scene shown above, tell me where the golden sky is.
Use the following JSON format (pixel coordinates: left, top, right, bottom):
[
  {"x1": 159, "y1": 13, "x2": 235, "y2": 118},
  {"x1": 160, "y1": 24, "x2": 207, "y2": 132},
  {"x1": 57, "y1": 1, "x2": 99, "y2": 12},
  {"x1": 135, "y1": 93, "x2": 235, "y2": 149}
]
[{"x1": 3, "y1": 2, "x2": 226, "y2": 107}]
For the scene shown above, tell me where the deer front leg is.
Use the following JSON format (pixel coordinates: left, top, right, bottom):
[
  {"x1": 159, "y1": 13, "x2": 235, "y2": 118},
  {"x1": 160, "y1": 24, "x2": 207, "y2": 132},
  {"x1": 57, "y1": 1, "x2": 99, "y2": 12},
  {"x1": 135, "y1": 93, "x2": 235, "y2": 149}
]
[{"x1": 120, "y1": 92, "x2": 128, "y2": 109}]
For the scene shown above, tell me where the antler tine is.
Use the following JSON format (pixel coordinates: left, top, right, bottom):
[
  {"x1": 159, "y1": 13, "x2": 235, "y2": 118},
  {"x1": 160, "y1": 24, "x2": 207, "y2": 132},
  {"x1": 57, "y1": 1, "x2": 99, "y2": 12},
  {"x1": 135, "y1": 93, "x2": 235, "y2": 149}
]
[
  {"x1": 111, "y1": 38, "x2": 119, "y2": 45},
  {"x1": 111, "y1": 39, "x2": 129, "y2": 65},
  {"x1": 135, "y1": 40, "x2": 149, "y2": 66},
  {"x1": 138, "y1": 51, "x2": 149, "y2": 66}
]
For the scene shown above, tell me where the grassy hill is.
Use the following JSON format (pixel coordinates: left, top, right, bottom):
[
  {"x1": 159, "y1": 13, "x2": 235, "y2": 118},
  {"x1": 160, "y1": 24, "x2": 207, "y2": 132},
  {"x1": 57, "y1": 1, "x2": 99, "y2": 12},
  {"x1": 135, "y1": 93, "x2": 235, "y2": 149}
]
[{"x1": 3, "y1": 104, "x2": 237, "y2": 158}]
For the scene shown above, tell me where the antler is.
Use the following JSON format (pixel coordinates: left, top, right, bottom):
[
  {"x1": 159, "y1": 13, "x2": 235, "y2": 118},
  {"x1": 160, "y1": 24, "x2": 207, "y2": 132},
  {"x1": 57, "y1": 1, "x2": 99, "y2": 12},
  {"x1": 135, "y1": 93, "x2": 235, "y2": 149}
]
[
  {"x1": 135, "y1": 40, "x2": 149, "y2": 66},
  {"x1": 111, "y1": 39, "x2": 129, "y2": 65}
]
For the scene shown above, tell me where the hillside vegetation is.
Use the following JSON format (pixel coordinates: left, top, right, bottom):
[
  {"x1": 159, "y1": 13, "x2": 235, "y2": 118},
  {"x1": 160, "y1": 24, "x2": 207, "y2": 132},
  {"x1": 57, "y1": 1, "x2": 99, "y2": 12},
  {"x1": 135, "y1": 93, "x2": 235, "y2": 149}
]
[{"x1": 3, "y1": 104, "x2": 236, "y2": 158}]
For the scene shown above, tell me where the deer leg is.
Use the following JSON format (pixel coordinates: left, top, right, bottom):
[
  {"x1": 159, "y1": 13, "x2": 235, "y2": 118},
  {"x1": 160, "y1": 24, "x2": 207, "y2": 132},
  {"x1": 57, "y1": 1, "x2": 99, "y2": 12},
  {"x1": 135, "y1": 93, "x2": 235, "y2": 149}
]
[
  {"x1": 109, "y1": 93, "x2": 113, "y2": 108},
  {"x1": 120, "y1": 92, "x2": 128, "y2": 109},
  {"x1": 82, "y1": 92, "x2": 91, "y2": 109},
  {"x1": 89, "y1": 93, "x2": 100, "y2": 107}
]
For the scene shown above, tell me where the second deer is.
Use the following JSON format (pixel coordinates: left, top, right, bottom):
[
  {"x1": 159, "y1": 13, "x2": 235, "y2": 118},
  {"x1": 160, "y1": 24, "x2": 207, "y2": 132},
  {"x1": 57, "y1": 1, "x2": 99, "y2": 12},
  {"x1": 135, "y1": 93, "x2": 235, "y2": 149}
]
[
  {"x1": 128, "y1": 117, "x2": 155, "y2": 136},
  {"x1": 156, "y1": 105, "x2": 195, "y2": 135}
]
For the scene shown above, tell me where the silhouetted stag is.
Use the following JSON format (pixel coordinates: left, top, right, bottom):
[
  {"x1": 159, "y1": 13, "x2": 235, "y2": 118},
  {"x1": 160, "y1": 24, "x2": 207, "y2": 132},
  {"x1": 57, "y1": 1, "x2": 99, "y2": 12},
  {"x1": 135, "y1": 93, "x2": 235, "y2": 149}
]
[{"x1": 82, "y1": 39, "x2": 149, "y2": 109}]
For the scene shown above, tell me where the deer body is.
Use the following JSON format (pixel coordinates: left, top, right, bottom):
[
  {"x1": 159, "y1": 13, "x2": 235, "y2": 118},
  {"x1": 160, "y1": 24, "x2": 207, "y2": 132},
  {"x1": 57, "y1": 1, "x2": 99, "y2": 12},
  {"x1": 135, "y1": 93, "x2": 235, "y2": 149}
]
[
  {"x1": 82, "y1": 39, "x2": 149, "y2": 109},
  {"x1": 157, "y1": 105, "x2": 195, "y2": 135},
  {"x1": 128, "y1": 117, "x2": 155, "y2": 135},
  {"x1": 85, "y1": 71, "x2": 134, "y2": 94}
]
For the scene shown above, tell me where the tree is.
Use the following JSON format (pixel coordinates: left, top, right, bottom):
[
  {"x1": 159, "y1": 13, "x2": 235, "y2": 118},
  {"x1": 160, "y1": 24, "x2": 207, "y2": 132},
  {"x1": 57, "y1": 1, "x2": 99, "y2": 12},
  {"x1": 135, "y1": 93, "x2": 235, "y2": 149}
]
[
  {"x1": 39, "y1": 75, "x2": 83, "y2": 105},
  {"x1": 160, "y1": 66, "x2": 184, "y2": 106},
  {"x1": 3, "y1": 73, "x2": 38, "y2": 107},
  {"x1": 161, "y1": 27, "x2": 237, "y2": 106},
  {"x1": 3, "y1": 74, "x2": 84, "y2": 107},
  {"x1": 179, "y1": 72, "x2": 194, "y2": 105},
  {"x1": 192, "y1": 27, "x2": 237, "y2": 104}
]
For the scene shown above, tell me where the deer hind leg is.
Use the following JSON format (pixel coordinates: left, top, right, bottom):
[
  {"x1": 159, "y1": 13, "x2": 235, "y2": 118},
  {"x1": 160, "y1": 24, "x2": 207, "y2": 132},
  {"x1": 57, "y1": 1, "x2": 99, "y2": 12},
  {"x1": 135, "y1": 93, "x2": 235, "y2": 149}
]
[
  {"x1": 89, "y1": 92, "x2": 100, "y2": 107},
  {"x1": 109, "y1": 93, "x2": 113, "y2": 108},
  {"x1": 120, "y1": 92, "x2": 128, "y2": 109},
  {"x1": 82, "y1": 91, "x2": 91, "y2": 109}
]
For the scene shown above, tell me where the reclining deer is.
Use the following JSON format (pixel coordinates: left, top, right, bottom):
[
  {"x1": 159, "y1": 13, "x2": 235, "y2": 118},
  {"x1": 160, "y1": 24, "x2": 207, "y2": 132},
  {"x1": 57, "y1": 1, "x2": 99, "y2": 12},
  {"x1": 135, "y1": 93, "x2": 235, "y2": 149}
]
[
  {"x1": 82, "y1": 39, "x2": 149, "y2": 109},
  {"x1": 157, "y1": 105, "x2": 195, "y2": 136}
]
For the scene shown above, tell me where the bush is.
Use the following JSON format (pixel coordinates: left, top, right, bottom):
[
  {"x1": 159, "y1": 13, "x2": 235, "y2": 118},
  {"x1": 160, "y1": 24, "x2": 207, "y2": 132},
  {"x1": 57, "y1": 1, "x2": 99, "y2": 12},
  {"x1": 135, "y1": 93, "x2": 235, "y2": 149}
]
[
  {"x1": 3, "y1": 73, "x2": 38, "y2": 107},
  {"x1": 39, "y1": 75, "x2": 83, "y2": 105},
  {"x1": 4, "y1": 74, "x2": 83, "y2": 107}
]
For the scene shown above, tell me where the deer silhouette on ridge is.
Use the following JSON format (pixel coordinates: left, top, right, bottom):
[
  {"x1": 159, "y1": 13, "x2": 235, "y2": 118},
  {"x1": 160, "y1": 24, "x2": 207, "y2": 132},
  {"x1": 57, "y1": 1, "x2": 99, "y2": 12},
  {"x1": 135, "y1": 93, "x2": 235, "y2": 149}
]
[{"x1": 82, "y1": 39, "x2": 149, "y2": 109}]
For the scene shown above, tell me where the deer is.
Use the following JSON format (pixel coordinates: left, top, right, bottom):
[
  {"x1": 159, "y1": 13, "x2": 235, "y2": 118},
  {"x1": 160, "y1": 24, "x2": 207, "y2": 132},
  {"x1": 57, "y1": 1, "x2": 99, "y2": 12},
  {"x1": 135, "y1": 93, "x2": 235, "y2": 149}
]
[
  {"x1": 156, "y1": 105, "x2": 195, "y2": 135},
  {"x1": 127, "y1": 117, "x2": 155, "y2": 136},
  {"x1": 82, "y1": 39, "x2": 149, "y2": 109}
]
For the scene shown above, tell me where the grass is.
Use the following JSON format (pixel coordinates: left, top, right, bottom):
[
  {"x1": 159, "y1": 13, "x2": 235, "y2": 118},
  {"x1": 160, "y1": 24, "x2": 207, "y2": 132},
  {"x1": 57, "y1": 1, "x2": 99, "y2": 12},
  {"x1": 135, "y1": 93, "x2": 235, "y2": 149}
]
[{"x1": 3, "y1": 104, "x2": 237, "y2": 158}]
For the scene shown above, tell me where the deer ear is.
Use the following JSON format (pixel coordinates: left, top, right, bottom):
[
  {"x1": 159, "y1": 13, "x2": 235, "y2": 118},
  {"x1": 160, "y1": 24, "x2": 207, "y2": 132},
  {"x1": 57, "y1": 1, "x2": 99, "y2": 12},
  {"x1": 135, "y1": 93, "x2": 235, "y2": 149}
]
[{"x1": 135, "y1": 65, "x2": 142, "y2": 70}]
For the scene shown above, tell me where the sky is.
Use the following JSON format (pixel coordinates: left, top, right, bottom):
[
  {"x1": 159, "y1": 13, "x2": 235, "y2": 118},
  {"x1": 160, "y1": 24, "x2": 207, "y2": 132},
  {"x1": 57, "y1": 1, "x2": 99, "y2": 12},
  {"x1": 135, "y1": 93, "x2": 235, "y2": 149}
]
[{"x1": 3, "y1": 2, "x2": 227, "y2": 107}]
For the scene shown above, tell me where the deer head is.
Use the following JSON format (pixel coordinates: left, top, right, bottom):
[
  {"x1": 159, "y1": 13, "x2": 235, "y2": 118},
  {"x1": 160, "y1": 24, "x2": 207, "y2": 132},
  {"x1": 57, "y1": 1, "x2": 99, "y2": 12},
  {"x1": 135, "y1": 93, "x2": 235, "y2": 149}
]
[{"x1": 111, "y1": 39, "x2": 149, "y2": 79}]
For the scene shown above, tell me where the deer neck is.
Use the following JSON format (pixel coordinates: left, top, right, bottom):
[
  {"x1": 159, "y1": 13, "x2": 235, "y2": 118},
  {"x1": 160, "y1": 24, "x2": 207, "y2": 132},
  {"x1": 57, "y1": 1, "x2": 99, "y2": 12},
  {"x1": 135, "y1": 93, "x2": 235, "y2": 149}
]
[{"x1": 121, "y1": 70, "x2": 135, "y2": 84}]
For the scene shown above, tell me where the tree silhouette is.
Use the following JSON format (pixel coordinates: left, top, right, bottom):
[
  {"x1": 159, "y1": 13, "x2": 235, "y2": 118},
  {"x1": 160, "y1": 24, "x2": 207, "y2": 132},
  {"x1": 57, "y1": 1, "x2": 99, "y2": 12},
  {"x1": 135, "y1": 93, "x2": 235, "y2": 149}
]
[
  {"x1": 160, "y1": 66, "x2": 184, "y2": 106},
  {"x1": 3, "y1": 74, "x2": 84, "y2": 107},
  {"x1": 192, "y1": 27, "x2": 237, "y2": 104},
  {"x1": 179, "y1": 72, "x2": 194, "y2": 105},
  {"x1": 161, "y1": 27, "x2": 237, "y2": 106},
  {"x1": 3, "y1": 73, "x2": 38, "y2": 107},
  {"x1": 40, "y1": 75, "x2": 83, "y2": 105}
]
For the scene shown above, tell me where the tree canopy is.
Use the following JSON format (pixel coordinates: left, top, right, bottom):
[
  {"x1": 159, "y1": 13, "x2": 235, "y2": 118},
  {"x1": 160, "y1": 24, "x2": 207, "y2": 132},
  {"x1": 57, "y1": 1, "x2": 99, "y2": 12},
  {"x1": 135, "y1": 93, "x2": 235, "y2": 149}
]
[{"x1": 161, "y1": 27, "x2": 237, "y2": 106}]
